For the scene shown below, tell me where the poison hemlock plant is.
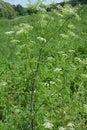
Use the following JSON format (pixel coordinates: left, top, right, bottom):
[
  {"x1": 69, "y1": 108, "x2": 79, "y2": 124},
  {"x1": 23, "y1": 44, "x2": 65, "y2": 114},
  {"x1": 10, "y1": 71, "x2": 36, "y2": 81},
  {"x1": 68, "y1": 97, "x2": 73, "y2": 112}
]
[{"x1": 0, "y1": 1, "x2": 87, "y2": 130}]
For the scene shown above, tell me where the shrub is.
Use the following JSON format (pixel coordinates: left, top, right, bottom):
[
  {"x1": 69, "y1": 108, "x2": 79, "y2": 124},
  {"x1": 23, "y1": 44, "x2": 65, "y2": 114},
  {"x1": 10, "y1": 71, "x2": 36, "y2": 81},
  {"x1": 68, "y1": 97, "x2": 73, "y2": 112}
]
[{"x1": 0, "y1": 0, "x2": 16, "y2": 19}]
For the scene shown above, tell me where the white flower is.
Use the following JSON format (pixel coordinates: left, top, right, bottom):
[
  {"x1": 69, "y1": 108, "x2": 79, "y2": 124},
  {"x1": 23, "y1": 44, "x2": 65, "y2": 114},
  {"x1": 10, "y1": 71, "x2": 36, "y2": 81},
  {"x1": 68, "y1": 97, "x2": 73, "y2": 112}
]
[
  {"x1": 5, "y1": 31, "x2": 14, "y2": 35},
  {"x1": 0, "y1": 81, "x2": 7, "y2": 86},
  {"x1": 37, "y1": 6, "x2": 46, "y2": 12},
  {"x1": 19, "y1": 23, "x2": 33, "y2": 30},
  {"x1": 68, "y1": 24, "x2": 75, "y2": 29},
  {"x1": 62, "y1": 5, "x2": 76, "y2": 16},
  {"x1": 11, "y1": 39, "x2": 20, "y2": 43},
  {"x1": 43, "y1": 122, "x2": 54, "y2": 129},
  {"x1": 62, "y1": 53, "x2": 68, "y2": 57},
  {"x1": 54, "y1": 68, "x2": 62, "y2": 73},
  {"x1": 75, "y1": 57, "x2": 82, "y2": 63},
  {"x1": 42, "y1": 82, "x2": 50, "y2": 87},
  {"x1": 50, "y1": 81, "x2": 55, "y2": 85},
  {"x1": 43, "y1": 81, "x2": 55, "y2": 87},
  {"x1": 63, "y1": 111, "x2": 66, "y2": 115},
  {"x1": 37, "y1": 37, "x2": 46, "y2": 43},
  {"x1": 68, "y1": 31, "x2": 76, "y2": 37},
  {"x1": 68, "y1": 50, "x2": 75, "y2": 53},
  {"x1": 47, "y1": 56, "x2": 54, "y2": 61},
  {"x1": 16, "y1": 23, "x2": 33, "y2": 35},
  {"x1": 56, "y1": 12, "x2": 63, "y2": 17},
  {"x1": 58, "y1": 51, "x2": 64, "y2": 54},
  {"x1": 67, "y1": 122, "x2": 74, "y2": 127},
  {"x1": 60, "y1": 34, "x2": 69, "y2": 39},
  {"x1": 58, "y1": 126, "x2": 66, "y2": 130},
  {"x1": 16, "y1": 29, "x2": 25, "y2": 35},
  {"x1": 15, "y1": 108, "x2": 20, "y2": 113}
]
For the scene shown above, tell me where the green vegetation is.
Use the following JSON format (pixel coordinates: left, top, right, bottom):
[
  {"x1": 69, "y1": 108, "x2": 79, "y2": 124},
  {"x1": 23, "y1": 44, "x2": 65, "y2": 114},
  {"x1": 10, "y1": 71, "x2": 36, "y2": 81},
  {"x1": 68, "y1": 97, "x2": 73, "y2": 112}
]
[
  {"x1": 0, "y1": 3, "x2": 87, "y2": 130},
  {"x1": 0, "y1": 0, "x2": 16, "y2": 19},
  {"x1": 0, "y1": 0, "x2": 87, "y2": 19}
]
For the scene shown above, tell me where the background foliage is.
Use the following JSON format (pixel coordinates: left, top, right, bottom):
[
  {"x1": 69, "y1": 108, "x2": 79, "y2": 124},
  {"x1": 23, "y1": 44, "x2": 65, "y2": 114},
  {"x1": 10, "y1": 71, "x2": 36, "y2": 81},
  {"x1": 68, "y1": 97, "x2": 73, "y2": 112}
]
[
  {"x1": 0, "y1": 0, "x2": 16, "y2": 19},
  {"x1": 0, "y1": 0, "x2": 87, "y2": 18}
]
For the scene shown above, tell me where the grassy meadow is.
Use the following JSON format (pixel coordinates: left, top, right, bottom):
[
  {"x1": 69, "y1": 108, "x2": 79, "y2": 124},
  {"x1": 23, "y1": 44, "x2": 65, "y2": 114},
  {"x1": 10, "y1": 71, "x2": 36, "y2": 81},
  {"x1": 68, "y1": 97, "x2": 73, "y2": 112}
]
[{"x1": 0, "y1": 4, "x2": 87, "y2": 130}]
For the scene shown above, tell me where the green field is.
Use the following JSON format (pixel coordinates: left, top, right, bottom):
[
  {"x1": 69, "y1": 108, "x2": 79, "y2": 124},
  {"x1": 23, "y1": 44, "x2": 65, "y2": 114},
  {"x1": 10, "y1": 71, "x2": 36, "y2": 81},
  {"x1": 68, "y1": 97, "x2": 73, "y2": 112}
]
[{"x1": 0, "y1": 4, "x2": 87, "y2": 130}]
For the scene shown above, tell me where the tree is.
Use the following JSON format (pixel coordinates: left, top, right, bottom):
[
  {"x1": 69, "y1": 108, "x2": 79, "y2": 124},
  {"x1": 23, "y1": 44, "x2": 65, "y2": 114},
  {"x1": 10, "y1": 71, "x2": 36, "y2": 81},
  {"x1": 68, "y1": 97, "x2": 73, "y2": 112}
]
[
  {"x1": 5, "y1": 2, "x2": 16, "y2": 19},
  {"x1": 78, "y1": 0, "x2": 87, "y2": 4},
  {"x1": 70, "y1": 0, "x2": 87, "y2": 6},
  {"x1": 0, "y1": 0, "x2": 16, "y2": 19},
  {"x1": 14, "y1": 4, "x2": 27, "y2": 16}
]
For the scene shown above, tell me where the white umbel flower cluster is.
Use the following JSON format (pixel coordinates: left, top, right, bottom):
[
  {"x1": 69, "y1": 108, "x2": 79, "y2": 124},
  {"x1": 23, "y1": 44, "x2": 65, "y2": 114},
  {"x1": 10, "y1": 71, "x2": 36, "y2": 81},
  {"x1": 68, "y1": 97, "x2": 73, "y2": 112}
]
[
  {"x1": 0, "y1": 81, "x2": 7, "y2": 86},
  {"x1": 43, "y1": 122, "x2": 54, "y2": 129},
  {"x1": 5, "y1": 31, "x2": 14, "y2": 35},
  {"x1": 67, "y1": 122, "x2": 74, "y2": 127},
  {"x1": 37, "y1": 36, "x2": 46, "y2": 43},
  {"x1": 68, "y1": 24, "x2": 75, "y2": 30},
  {"x1": 16, "y1": 23, "x2": 33, "y2": 35},
  {"x1": 60, "y1": 33, "x2": 69, "y2": 39},
  {"x1": 58, "y1": 126, "x2": 66, "y2": 130},
  {"x1": 62, "y1": 5, "x2": 76, "y2": 16},
  {"x1": 19, "y1": 23, "x2": 33, "y2": 30},
  {"x1": 11, "y1": 39, "x2": 20, "y2": 43},
  {"x1": 16, "y1": 29, "x2": 26, "y2": 35},
  {"x1": 54, "y1": 68, "x2": 62, "y2": 73}
]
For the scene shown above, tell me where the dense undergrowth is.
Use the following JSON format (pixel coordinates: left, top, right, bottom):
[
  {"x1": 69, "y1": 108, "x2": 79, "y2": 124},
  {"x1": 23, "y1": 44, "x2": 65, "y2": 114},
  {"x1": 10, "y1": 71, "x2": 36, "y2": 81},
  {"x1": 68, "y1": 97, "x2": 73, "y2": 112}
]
[{"x1": 0, "y1": 4, "x2": 87, "y2": 130}]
